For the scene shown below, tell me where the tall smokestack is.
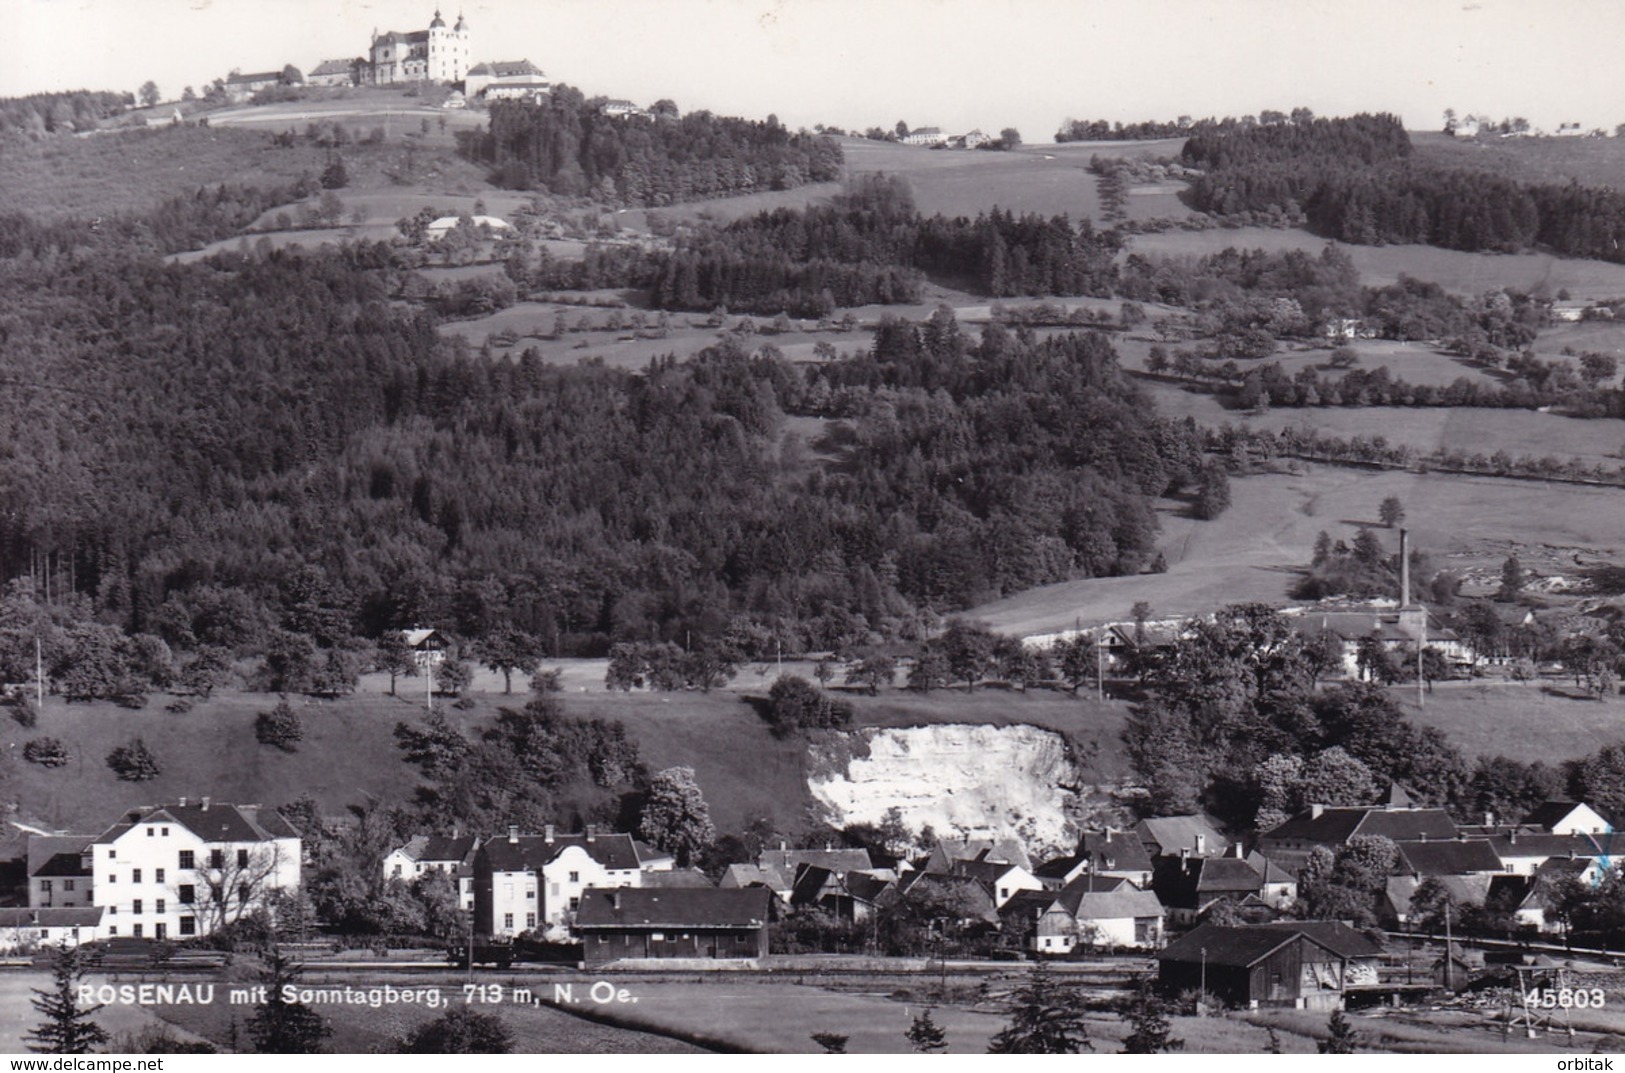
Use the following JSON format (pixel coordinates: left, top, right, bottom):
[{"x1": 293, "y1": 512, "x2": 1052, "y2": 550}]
[{"x1": 1399, "y1": 527, "x2": 1410, "y2": 608}]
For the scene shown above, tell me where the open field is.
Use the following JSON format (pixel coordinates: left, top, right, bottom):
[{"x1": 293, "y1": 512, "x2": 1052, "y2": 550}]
[
  {"x1": 3, "y1": 691, "x2": 426, "y2": 835},
  {"x1": 968, "y1": 465, "x2": 1625, "y2": 638},
  {"x1": 1397, "y1": 679, "x2": 1625, "y2": 765},
  {"x1": 0, "y1": 973, "x2": 216, "y2": 1053},
  {"x1": 1124, "y1": 226, "x2": 1625, "y2": 300},
  {"x1": 1414, "y1": 130, "x2": 1625, "y2": 193},
  {"x1": 1138, "y1": 382, "x2": 1625, "y2": 469}
]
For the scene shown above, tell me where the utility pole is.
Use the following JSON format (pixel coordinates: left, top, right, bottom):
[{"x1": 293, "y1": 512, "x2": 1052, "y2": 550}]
[
  {"x1": 1096, "y1": 628, "x2": 1104, "y2": 702},
  {"x1": 1443, "y1": 900, "x2": 1453, "y2": 991},
  {"x1": 1199, "y1": 946, "x2": 1207, "y2": 1015},
  {"x1": 36, "y1": 635, "x2": 44, "y2": 708}
]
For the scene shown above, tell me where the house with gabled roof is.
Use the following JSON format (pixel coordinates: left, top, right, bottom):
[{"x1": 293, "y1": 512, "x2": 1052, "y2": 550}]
[
  {"x1": 1035, "y1": 886, "x2": 1164, "y2": 953},
  {"x1": 1485, "y1": 832, "x2": 1605, "y2": 875},
  {"x1": 1259, "y1": 788, "x2": 1458, "y2": 868},
  {"x1": 27, "y1": 835, "x2": 96, "y2": 910},
  {"x1": 1074, "y1": 828, "x2": 1154, "y2": 887},
  {"x1": 576, "y1": 887, "x2": 771, "y2": 966},
  {"x1": 1520, "y1": 801, "x2": 1613, "y2": 835},
  {"x1": 383, "y1": 834, "x2": 480, "y2": 909},
  {"x1": 1135, "y1": 814, "x2": 1226, "y2": 860},
  {"x1": 1384, "y1": 874, "x2": 1492, "y2": 926},
  {"x1": 0, "y1": 907, "x2": 106, "y2": 954},
  {"x1": 759, "y1": 845, "x2": 875, "y2": 883},
  {"x1": 922, "y1": 837, "x2": 1031, "y2": 874},
  {"x1": 947, "y1": 858, "x2": 1043, "y2": 908},
  {"x1": 88, "y1": 799, "x2": 301, "y2": 941},
  {"x1": 473, "y1": 824, "x2": 665, "y2": 938},
  {"x1": 1393, "y1": 838, "x2": 1505, "y2": 879},
  {"x1": 1152, "y1": 853, "x2": 1269, "y2": 925}
]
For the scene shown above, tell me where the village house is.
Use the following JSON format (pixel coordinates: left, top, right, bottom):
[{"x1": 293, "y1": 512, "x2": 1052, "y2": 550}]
[
  {"x1": 306, "y1": 58, "x2": 365, "y2": 87},
  {"x1": 1073, "y1": 828, "x2": 1155, "y2": 888},
  {"x1": 473, "y1": 825, "x2": 666, "y2": 939},
  {"x1": 921, "y1": 836, "x2": 1031, "y2": 874},
  {"x1": 382, "y1": 834, "x2": 480, "y2": 910},
  {"x1": 1259, "y1": 785, "x2": 1458, "y2": 868},
  {"x1": 1519, "y1": 801, "x2": 1613, "y2": 835},
  {"x1": 27, "y1": 835, "x2": 96, "y2": 910},
  {"x1": 1484, "y1": 831, "x2": 1605, "y2": 876},
  {"x1": 1033, "y1": 885, "x2": 1164, "y2": 954},
  {"x1": 401, "y1": 628, "x2": 450, "y2": 669},
  {"x1": 900, "y1": 127, "x2": 947, "y2": 147},
  {"x1": 1152, "y1": 852, "x2": 1272, "y2": 925},
  {"x1": 86, "y1": 799, "x2": 301, "y2": 941},
  {"x1": 1134, "y1": 814, "x2": 1227, "y2": 861},
  {"x1": 1288, "y1": 605, "x2": 1473, "y2": 678},
  {"x1": 946, "y1": 858, "x2": 1044, "y2": 908},
  {"x1": 223, "y1": 71, "x2": 284, "y2": 103},
  {"x1": 575, "y1": 887, "x2": 772, "y2": 965},
  {"x1": 0, "y1": 907, "x2": 106, "y2": 954}
]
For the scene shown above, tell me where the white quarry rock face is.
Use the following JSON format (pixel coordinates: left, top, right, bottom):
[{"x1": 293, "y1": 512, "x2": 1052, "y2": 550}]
[{"x1": 808, "y1": 723, "x2": 1081, "y2": 855}]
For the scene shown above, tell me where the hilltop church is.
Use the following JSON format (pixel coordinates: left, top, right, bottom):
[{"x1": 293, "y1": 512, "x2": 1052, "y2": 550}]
[{"x1": 368, "y1": 9, "x2": 470, "y2": 85}]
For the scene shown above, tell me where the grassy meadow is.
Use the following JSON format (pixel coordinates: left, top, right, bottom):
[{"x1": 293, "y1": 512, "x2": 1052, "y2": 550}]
[
  {"x1": 968, "y1": 465, "x2": 1625, "y2": 636},
  {"x1": 1123, "y1": 226, "x2": 1625, "y2": 300},
  {"x1": 1413, "y1": 129, "x2": 1625, "y2": 192}
]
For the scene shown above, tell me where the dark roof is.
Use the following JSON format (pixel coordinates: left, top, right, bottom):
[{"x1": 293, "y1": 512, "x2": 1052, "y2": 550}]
[
  {"x1": 897, "y1": 873, "x2": 998, "y2": 919},
  {"x1": 758, "y1": 847, "x2": 873, "y2": 875},
  {"x1": 1068, "y1": 889, "x2": 1164, "y2": 921},
  {"x1": 225, "y1": 71, "x2": 282, "y2": 85},
  {"x1": 641, "y1": 868, "x2": 716, "y2": 889},
  {"x1": 374, "y1": 30, "x2": 431, "y2": 46},
  {"x1": 480, "y1": 832, "x2": 640, "y2": 873},
  {"x1": 418, "y1": 835, "x2": 478, "y2": 863},
  {"x1": 1158, "y1": 923, "x2": 1332, "y2": 968},
  {"x1": 309, "y1": 58, "x2": 360, "y2": 77},
  {"x1": 1135, "y1": 815, "x2": 1225, "y2": 857},
  {"x1": 27, "y1": 836, "x2": 92, "y2": 878},
  {"x1": 949, "y1": 858, "x2": 1022, "y2": 886},
  {"x1": 0, "y1": 907, "x2": 104, "y2": 928},
  {"x1": 1152, "y1": 856, "x2": 1262, "y2": 909},
  {"x1": 474, "y1": 59, "x2": 546, "y2": 78},
  {"x1": 1394, "y1": 839, "x2": 1505, "y2": 877},
  {"x1": 1520, "y1": 801, "x2": 1610, "y2": 831},
  {"x1": 789, "y1": 864, "x2": 837, "y2": 906},
  {"x1": 1033, "y1": 855, "x2": 1083, "y2": 881},
  {"x1": 1487, "y1": 833, "x2": 1601, "y2": 860},
  {"x1": 95, "y1": 804, "x2": 297, "y2": 846},
  {"x1": 1193, "y1": 857, "x2": 1266, "y2": 893},
  {"x1": 1076, "y1": 829, "x2": 1153, "y2": 872},
  {"x1": 844, "y1": 872, "x2": 894, "y2": 904},
  {"x1": 1257, "y1": 921, "x2": 1384, "y2": 958},
  {"x1": 1264, "y1": 806, "x2": 1457, "y2": 845},
  {"x1": 574, "y1": 887, "x2": 771, "y2": 930},
  {"x1": 998, "y1": 889, "x2": 1056, "y2": 922},
  {"x1": 1059, "y1": 873, "x2": 1135, "y2": 895}
]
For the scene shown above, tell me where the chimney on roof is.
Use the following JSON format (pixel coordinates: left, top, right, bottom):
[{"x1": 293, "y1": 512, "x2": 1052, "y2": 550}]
[
  {"x1": 612, "y1": 890, "x2": 622, "y2": 910},
  {"x1": 1484, "y1": 811, "x2": 1494, "y2": 827},
  {"x1": 1419, "y1": 831, "x2": 1427, "y2": 842},
  {"x1": 1194, "y1": 834, "x2": 1206, "y2": 855},
  {"x1": 1509, "y1": 830, "x2": 1517, "y2": 845},
  {"x1": 178, "y1": 796, "x2": 187, "y2": 807},
  {"x1": 1399, "y1": 528, "x2": 1411, "y2": 608},
  {"x1": 200, "y1": 797, "x2": 210, "y2": 811},
  {"x1": 586, "y1": 825, "x2": 596, "y2": 843},
  {"x1": 508, "y1": 825, "x2": 519, "y2": 845},
  {"x1": 543, "y1": 825, "x2": 554, "y2": 844},
  {"x1": 1179, "y1": 847, "x2": 1189, "y2": 862},
  {"x1": 1231, "y1": 842, "x2": 1245, "y2": 859},
  {"x1": 780, "y1": 841, "x2": 787, "y2": 852},
  {"x1": 1310, "y1": 804, "x2": 1325, "y2": 819}
]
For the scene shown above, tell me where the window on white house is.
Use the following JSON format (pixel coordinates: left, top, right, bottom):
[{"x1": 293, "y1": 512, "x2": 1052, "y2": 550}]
[
  {"x1": 63, "y1": 880, "x2": 74, "y2": 891},
  {"x1": 179, "y1": 851, "x2": 195, "y2": 870},
  {"x1": 155, "y1": 869, "x2": 165, "y2": 883},
  {"x1": 133, "y1": 869, "x2": 142, "y2": 883}
]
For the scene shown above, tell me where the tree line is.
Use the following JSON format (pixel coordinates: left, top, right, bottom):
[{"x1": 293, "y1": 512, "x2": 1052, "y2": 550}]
[
  {"x1": 456, "y1": 87, "x2": 843, "y2": 202},
  {"x1": 1182, "y1": 113, "x2": 1625, "y2": 263}
]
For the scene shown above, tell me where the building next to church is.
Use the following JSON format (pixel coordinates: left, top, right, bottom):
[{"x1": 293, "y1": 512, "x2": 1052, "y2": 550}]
[{"x1": 370, "y1": 10, "x2": 469, "y2": 85}]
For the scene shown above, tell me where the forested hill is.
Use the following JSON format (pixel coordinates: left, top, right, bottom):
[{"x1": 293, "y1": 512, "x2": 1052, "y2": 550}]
[
  {"x1": 0, "y1": 225, "x2": 1210, "y2": 673},
  {"x1": 456, "y1": 86, "x2": 843, "y2": 202},
  {"x1": 1183, "y1": 113, "x2": 1625, "y2": 262}
]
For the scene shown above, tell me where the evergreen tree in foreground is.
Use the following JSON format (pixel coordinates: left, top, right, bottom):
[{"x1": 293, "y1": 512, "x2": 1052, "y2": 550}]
[
  {"x1": 25, "y1": 944, "x2": 110, "y2": 1054},
  {"x1": 1318, "y1": 1008, "x2": 1360, "y2": 1053},
  {"x1": 906, "y1": 1008, "x2": 949, "y2": 1052},
  {"x1": 987, "y1": 962, "x2": 1093, "y2": 1054},
  {"x1": 247, "y1": 946, "x2": 331, "y2": 1054},
  {"x1": 1120, "y1": 977, "x2": 1183, "y2": 1053}
]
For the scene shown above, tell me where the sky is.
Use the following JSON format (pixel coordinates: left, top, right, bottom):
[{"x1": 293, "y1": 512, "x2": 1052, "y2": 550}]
[{"x1": 8, "y1": 0, "x2": 1625, "y2": 139}]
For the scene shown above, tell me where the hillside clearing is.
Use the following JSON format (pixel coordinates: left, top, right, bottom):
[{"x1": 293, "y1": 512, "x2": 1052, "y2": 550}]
[
  {"x1": 967, "y1": 466, "x2": 1625, "y2": 637},
  {"x1": 1124, "y1": 227, "x2": 1625, "y2": 300}
]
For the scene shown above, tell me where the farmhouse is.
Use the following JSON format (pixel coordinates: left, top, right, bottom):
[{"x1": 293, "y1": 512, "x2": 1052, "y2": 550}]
[
  {"x1": 1152, "y1": 853, "x2": 1270, "y2": 925},
  {"x1": 1259, "y1": 788, "x2": 1459, "y2": 868},
  {"x1": 1520, "y1": 800, "x2": 1613, "y2": 835},
  {"x1": 1033, "y1": 886, "x2": 1164, "y2": 953},
  {"x1": 87, "y1": 799, "x2": 301, "y2": 941},
  {"x1": 1134, "y1": 814, "x2": 1226, "y2": 860},
  {"x1": 1073, "y1": 828, "x2": 1154, "y2": 887},
  {"x1": 1157, "y1": 923, "x2": 1355, "y2": 1010},
  {"x1": 575, "y1": 887, "x2": 771, "y2": 965},
  {"x1": 901, "y1": 127, "x2": 947, "y2": 147},
  {"x1": 401, "y1": 627, "x2": 449, "y2": 669},
  {"x1": 424, "y1": 215, "x2": 514, "y2": 241}
]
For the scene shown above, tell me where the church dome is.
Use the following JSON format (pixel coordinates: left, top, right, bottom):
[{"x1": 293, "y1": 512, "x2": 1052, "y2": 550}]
[
  {"x1": 430, "y1": 9, "x2": 446, "y2": 28},
  {"x1": 453, "y1": 12, "x2": 467, "y2": 30}
]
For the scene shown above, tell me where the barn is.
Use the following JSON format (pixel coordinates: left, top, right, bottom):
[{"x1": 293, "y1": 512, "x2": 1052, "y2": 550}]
[{"x1": 1156, "y1": 922, "x2": 1353, "y2": 1010}]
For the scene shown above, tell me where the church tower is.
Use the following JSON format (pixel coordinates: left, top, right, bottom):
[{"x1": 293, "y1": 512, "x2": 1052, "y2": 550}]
[
  {"x1": 428, "y1": 10, "x2": 449, "y2": 82},
  {"x1": 450, "y1": 12, "x2": 470, "y2": 83}
]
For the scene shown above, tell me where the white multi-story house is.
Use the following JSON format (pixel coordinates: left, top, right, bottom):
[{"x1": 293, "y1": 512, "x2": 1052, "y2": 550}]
[
  {"x1": 383, "y1": 834, "x2": 480, "y2": 910},
  {"x1": 88, "y1": 799, "x2": 301, "y2": 941},
  {"x1": 473, "y1": 826, "x2": 669, "y2": 939}
]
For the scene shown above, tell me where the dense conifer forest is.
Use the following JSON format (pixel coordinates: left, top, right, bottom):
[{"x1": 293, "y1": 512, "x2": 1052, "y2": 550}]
[{"x1": 0, "y1": 211, "x2": 1206, "y2": 685}]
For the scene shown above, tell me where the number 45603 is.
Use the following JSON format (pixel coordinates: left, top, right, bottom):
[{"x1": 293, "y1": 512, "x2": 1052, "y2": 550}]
[{"x1": 1526, "y1": 988, "x2": 1606, "y2": 1009}]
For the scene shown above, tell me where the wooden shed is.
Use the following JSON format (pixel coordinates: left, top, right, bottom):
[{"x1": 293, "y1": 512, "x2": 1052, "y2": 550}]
[{"x1": 1156, "y1": 922, "x2": 1351, "y2": 1011}]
